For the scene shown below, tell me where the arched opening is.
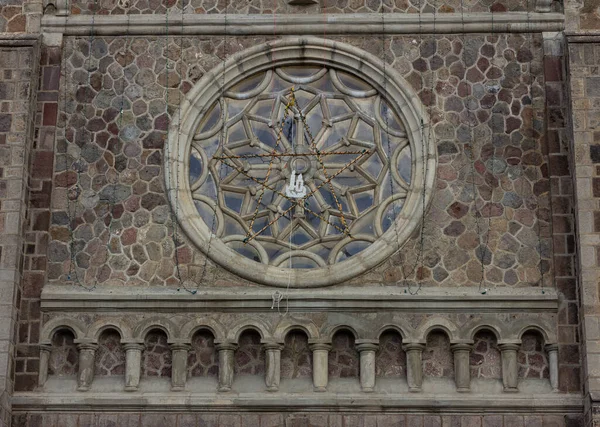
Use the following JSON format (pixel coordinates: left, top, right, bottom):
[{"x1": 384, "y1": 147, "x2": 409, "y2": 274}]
[
  {"x1": 187, "y1": 329, "x2": 218, "y2": 392},
  {"x1": 470, "y1": 329, "x2": 502, "y2": 379},
  {"x1": 328, "y1": 329, "x2": 359, "y2": 387},
  {"x1": 94, "y1": 328, "x2": 125, "y2": 377},
  {"x1": 141, "y1": 329, "x2": 171, "y2": 380},
  {"x1": 280, "y1": 329, "x2": 312, "y2": 391},
  {"x1": 48, "y1": 329, "x2": 78, "y2": 377},
  {"x1": 376, "y1": 329, "x2": 406, "y2": 378},
  {"x1": 423, "y1": 330, "x2": 454, "y2": 379},
  {"x1": 235, "y1": 329, "x2": 265, "y2": 376},
  {"x1": 518, "y1": 330, "x2": 549, "y2": 379}
]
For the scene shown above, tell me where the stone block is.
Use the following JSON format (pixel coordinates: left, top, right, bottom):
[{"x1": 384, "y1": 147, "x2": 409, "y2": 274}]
[
  {"x1": 586, "y1": 77, "x2": 600, "y2": 98},
  {"x1": 482, "y1": 416, "x2": 502, "y2": 427}
]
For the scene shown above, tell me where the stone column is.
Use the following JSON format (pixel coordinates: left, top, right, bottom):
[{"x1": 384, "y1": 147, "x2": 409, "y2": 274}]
[
  {"x1": 263, "y1": 341, "x2": 284, "y2": 392},
  {"x1": 216, "y1": 341, "x2": 237, "y2": 392},
  {"x1": 451, "y1": 343, "x2": 473, "y2": 392},
  {"x1": 356, "y1": 340, "x2": 378, "y2": 392},
  {"x1": 38, "y1": 343, "x2": 52, "y2": 387},
  {"x1": 170, "y1": 342, "x2": 191, "y2": 391},
  {"x1": 498, "y1": 342, "x2": 520, "y2": 392},
  {"x1": 546, "y1": 343, "x2": 559, "y2": 392},
  {"x1": 402, "y1": 343, "x2": 425, "y2": 392},
  {"x1": 75, "y1": 341, "x2": 98, "y2": 392},
  {"x1": 122, "y1": 342, "x2": 144, "y2": 391},
  {"x1": 309, "y1": 341, "x2": 331, "y2": 392}
]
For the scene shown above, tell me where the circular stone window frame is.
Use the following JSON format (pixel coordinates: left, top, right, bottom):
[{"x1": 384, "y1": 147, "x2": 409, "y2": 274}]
[{"x1": 165, "y1": 37, "x2": 437, "y2": 288}]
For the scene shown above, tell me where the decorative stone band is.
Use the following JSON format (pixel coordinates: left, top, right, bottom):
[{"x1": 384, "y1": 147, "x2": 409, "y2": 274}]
[
  {"x1": 41, "y1": 12, "x2": 564, "y2": 36},
  {"x1": 36, "y1": 334, "x2": 561, "y2": 397}
]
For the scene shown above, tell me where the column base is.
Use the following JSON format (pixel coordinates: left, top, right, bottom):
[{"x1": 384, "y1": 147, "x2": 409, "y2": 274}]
[
  {"x1": 408, "y1": 387, "x2": 422, "y2": 393},
  {"x1": 266, "y1": 386, "x2": 279, "y2": 392},
  {"x1": 313, "y1": 386, "x2": 327, "y2": 392},
  {"x1": 124, "y1": 386, "x2": 139, "y2": 392},
  {"x1": 503, "y1": 387, "x2": 519, "y2": 393},
  {"x1": 361, "y1": 387, "x2": 374, "y2": 393},
  {"x1": 76, "y1": 385, "x2": 90, "y2": 392},
  {"x1": 456, "y1": 387, "x2": 470, "y2": 393},
  {"x1": 218, "y1": 386, "x2": 232, "y2": 392},
  {"x1": 171, "y1": 386, "x2": 185, "y2": 392}
]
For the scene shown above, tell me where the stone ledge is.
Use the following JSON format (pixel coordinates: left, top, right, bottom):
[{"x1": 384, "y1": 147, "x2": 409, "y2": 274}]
[
  {"x1": 41, "y1": 12, "x2": 564, "y2": 35},
  {"x1": 41, "y1": 285, "x2": 558, "y2": 313},
  {"x1": 0, "y1": 34, "x2": 40, "y2": 47},
  {"x1": 12, "y1": 392, "x2": 582, "y2": 414},
  {"x1": 565, "y1": 32, "x2": 600, "y2": 43}
]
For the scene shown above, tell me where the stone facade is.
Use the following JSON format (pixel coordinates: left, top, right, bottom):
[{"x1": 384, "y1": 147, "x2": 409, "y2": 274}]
[{"x1": 0, "y1": 0, "x2": 596, "y2": 424}]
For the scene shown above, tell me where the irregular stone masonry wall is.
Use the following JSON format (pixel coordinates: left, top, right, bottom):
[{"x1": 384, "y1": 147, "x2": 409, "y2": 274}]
[
  {"x1": 142, "y1": 330, "x2": 172, "y2": 377},
  {"x1": 48, "y1": 330, "x2": 78, "y2": 376},
  {"x1": 234, "y1": 331, "x2": 265, "y2": 376},
  {"x1": 328, "y1": 331, "x2": 359, "y2": 378},
  {"x1": 470, "y1": 330, "x2": 502, "y2": 379},
  {"x1": 0, "y1": 5, "x2": 26, "y2": 33},
  {"x1": 188, "y1": 330, "x2": 218, "y2": 377},
  {"x1": 281, "y1": 330, "x2": 312, "y2": 380},
  {"x1": 10, "y1": 411, "x2": 584, "y2": 427},
  {"x1": 423, "y1": 331, "x2": 454, "y2": 378},
  {"x1": 64, "y1": 0, "x2": 549, "y2": 15},
  {"x1": 48, "y1": 33, "x2": 551, "y2": 291},
  {"x1": 518, "y1": 331, "x2": 549, "y2": 379},
  {"x1": 375, "y1": 331, "x2": 406, "y2": 377},
  {"x1": 94, "y1": 329, "x2": 126, "y2": 376}
]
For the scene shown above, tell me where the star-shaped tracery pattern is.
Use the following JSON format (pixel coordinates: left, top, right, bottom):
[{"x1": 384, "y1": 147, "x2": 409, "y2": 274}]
[{"x1": 189, "y1": 66, "x2": 412, "y2": 269}]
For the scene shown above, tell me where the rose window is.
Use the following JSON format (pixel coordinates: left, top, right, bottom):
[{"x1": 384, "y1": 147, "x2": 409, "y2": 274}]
[{"x1": 166, "y1": 39, "x2": 435, "y2": 287}]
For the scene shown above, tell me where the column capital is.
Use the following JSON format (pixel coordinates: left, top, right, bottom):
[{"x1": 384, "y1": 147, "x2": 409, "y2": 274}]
[
  {"x1": 215, "y1": 341, "x2": 238, "y2": 352},
  {"x1": 39, "y1": 343, "x2": 53, "y2": 353},
  {"x1": 402, "y1": 342, "x2": 426, "y2": 352},
  {"x1": 451, "y1": 343, "x2": 474, "y2": 353},
  {"x1": 309, "y1": 341, "x2": 332, "y2": 352},
  {"x1": 75, "y1": 340, "x2": 98, "y2": 351},
  {"x1": 169, "y1": 342, "x2": 191, "y2": 352},
  {"x1": 262, "y1": 341, "x2": 284, "y2": 351},
  {"x1": 498, "y1": 342, "x2": 521, "y2": 352},
  {"x1": 122, "y1": 342, "x2": 145, "y2": 352},
  {"x1": 545, "y1": 343, "x2": 559, "y2": 352},
  {"x1": 356, "y1": 340, "x2": 379, "y2": 352}
]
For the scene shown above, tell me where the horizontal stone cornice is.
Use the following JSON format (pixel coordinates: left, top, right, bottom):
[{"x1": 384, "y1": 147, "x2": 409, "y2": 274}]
[
  {"x1": 40, "y1": 285, "x2": 558, "y2": 313},
  {"x1": 41, "y1": 12, "x2": 564, "y2": 36},
  {"x1": 12, "y1": 392, "x2": 583, "y2": 414}
]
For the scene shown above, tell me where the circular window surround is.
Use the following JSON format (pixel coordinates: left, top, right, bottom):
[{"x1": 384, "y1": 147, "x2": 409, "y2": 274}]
[{"x1": 165, "y1": 37, "x2": 437, "y2": 288}]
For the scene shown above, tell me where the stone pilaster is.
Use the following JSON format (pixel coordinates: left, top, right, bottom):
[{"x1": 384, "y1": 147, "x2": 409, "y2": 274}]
[
  {"x1": 309, "y1": 341, "x2": 331, "y2": 392},
  {"x1": 263, "y1": 341, "x2": 284, "y2": 392},
  {"x1": 451, "y1": 343, "x2": 473, "y2": 393},
  {"x1": 498, "y1": 342, "x2": 520, "y2": 393},
  {"x1": 37, "y1": 343, "x2": 52, "y2": 388},
  {"x1": 546, "y1": 343, "x2": 559, "y2": 392},
  {"x1": 122, "y1": 342, "x2": 144, "y2": 392},
  {"x1": 216, "y1": 342, "x2": 237, "y2": 392},
  {"x1": 356, "y1": 340, "x2": 378, "y2": 392},
  {"x1": 170, "y1": 342, "x2": 191, "y2": 391},
  {"x1": 402, "y1": 343, "x2": 425, "y2": 392},
  {"x1": 75, "y1": 341, "x2": 98, "y2": 392}
]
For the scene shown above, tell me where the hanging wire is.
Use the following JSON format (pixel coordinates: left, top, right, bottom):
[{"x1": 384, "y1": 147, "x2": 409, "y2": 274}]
[
  {"x1": 65, "y1": 0, "x2": 99, "y2": 291},
  {"x1": 168, "y1": 0, "x2": 187, "y2": 290},
  {"x1": 525, "y1": 0, "x2": 546, "y2": 294},
  {"x1": 397, "y1": 0, "x2": 430, "y2": 295},
  {"x1": 193, "y1": 0, "x2": 229, "y2": 295}
]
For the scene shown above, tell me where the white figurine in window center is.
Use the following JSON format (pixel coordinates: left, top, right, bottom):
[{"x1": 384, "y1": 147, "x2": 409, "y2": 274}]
[{"x1": 285, "y1": 170, "x2": 307, "y2": 199}]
